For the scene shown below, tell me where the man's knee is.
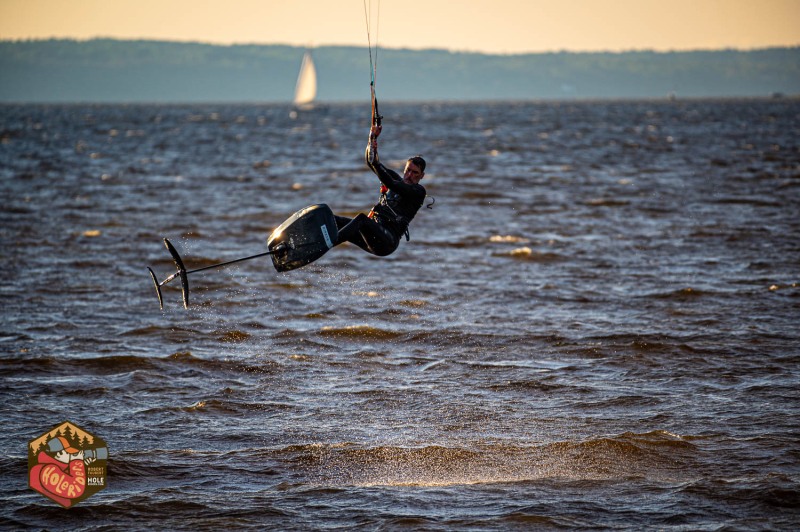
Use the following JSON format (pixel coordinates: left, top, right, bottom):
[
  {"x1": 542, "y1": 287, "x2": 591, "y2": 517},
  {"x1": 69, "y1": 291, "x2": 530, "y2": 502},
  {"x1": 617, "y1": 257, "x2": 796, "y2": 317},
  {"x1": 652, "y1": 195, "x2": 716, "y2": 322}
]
[{"x1": 335, "y1": 213, "x2": 367, "y2": 245}]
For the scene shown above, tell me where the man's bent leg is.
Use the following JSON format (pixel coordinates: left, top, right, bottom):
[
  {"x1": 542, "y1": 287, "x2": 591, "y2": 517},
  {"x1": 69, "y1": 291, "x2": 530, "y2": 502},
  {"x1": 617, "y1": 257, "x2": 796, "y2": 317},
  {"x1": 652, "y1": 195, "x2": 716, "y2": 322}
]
[
  {"x1": 335, "y1": 214, "x2": 397, "y2": 256},
  {"x1": 335, "y1": 213, "x2": 369, "y2": 246}
]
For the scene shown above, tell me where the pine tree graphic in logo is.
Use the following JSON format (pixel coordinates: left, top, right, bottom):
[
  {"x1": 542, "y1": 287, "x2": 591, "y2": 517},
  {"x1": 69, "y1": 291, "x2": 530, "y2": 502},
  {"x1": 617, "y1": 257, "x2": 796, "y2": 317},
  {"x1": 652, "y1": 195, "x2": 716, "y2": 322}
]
[{"x1": 28, "y1": 421, "x2": 108, "y2": 508}]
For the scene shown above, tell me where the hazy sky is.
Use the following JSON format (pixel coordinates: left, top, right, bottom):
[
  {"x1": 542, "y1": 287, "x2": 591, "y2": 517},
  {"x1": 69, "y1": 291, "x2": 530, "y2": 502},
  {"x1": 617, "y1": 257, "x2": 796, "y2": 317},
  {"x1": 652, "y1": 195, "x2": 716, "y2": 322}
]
[{"x1": 1, "y1": 0, "x2": 798, "y2": 54}]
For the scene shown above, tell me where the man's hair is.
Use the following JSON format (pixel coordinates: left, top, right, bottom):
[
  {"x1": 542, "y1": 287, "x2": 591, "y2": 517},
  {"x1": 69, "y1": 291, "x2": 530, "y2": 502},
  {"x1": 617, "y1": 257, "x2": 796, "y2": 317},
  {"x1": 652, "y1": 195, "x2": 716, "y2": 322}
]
[{"x1": 407, "y1": 155, "x2": 426, "y2": 173}]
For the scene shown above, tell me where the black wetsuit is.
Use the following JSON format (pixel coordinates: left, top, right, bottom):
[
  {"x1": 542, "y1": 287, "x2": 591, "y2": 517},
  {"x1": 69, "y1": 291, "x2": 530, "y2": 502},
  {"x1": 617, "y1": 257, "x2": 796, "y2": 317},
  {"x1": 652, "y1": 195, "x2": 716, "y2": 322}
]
[{"x1": 334, "y1": 149, "x2": 426, "y2": 256}]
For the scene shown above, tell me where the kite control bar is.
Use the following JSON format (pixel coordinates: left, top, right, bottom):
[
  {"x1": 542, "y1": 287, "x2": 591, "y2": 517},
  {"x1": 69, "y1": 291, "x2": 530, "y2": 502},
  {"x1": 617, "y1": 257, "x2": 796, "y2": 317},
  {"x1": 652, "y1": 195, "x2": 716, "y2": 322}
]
[{"x1": 372, "y1": 88, "x2": 383, "y2": 128}]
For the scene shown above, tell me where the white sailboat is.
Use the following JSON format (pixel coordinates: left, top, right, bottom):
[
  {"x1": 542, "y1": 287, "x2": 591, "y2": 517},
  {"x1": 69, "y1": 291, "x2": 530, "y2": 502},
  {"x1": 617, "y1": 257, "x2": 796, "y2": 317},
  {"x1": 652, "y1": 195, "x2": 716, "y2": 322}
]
[{"x1": 293, "y1": 50, "x2": 317, "y2": 109}]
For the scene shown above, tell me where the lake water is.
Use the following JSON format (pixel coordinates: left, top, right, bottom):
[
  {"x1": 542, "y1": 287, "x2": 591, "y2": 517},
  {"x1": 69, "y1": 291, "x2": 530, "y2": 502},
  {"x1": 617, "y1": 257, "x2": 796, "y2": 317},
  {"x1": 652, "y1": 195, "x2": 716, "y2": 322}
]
[{"x1": 1, "y1": 99, "x2": 799, "y2": 529}]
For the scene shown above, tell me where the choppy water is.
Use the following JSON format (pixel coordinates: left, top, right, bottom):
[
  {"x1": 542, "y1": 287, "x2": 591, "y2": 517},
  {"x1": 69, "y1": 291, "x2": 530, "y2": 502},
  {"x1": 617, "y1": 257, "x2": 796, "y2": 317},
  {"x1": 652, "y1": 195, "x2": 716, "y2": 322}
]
[{"x1": 1, "y1": 99, "x2": 799, "y2": 530}]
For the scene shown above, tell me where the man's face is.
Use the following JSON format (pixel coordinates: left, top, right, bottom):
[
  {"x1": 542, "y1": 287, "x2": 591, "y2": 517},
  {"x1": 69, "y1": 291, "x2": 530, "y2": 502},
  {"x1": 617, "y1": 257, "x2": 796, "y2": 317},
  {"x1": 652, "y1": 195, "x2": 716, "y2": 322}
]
[{"x1": 403, "y1": 161, "x2": 424, "y2": 185}]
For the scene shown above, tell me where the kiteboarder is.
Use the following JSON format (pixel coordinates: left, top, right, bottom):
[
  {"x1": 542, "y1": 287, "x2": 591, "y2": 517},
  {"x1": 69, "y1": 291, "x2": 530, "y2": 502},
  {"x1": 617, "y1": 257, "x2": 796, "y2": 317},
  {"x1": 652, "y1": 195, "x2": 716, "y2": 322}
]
[
  {"x1": 146, "y1": 11, "x2": 430, "y2": 309},
  {"x1": 333, "y1": 124, "x2": 427, "y2": 256}
]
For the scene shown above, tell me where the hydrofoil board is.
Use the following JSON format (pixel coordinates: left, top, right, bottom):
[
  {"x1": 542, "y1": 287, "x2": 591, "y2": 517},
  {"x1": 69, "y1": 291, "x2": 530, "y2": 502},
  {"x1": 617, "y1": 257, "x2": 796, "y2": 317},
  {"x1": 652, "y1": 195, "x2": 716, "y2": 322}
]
[{"x1": 267, "y1": 203, "x2": 338, "y2": 272}]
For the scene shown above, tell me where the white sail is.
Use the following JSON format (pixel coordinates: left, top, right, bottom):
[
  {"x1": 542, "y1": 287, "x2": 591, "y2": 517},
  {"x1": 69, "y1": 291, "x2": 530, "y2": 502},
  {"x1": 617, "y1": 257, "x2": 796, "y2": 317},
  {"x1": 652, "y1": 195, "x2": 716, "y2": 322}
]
[{"x1": 293, "y1": 51, "x2": 317, "y2": 106}]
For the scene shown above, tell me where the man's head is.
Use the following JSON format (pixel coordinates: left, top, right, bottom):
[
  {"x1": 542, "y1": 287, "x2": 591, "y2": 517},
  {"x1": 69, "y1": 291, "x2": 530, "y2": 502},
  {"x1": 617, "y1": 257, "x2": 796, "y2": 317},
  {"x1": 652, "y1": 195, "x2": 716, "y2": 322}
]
[{"x1": 403, "y1": 155, "x2": 426, "y2": 185}]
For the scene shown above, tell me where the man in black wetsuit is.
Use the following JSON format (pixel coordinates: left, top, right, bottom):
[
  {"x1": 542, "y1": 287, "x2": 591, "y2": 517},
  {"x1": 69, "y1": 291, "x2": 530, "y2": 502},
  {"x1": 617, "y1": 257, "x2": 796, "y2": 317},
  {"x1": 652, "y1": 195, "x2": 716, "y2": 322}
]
[{"x1": 334, "y1": 124, "x2": 427, "y2": 256}]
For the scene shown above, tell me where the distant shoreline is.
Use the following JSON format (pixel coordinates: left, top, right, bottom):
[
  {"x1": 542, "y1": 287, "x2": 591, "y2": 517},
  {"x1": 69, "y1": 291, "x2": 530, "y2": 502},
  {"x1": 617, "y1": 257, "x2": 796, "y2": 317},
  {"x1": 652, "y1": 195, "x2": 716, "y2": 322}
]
[
  {"x1": 2, "y1": 36, "x2": 796, "y2": 56},
  {"x1": 2, "y1": 39, "x2": 798, "y2": 103}
]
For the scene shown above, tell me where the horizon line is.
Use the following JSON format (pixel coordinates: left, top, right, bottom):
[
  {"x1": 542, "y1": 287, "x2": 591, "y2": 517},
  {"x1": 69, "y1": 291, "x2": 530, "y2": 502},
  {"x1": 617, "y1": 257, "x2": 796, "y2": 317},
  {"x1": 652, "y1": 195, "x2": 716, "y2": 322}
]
[{"x1": 2, "y1": 36, "x2": 799, "y2": 57}]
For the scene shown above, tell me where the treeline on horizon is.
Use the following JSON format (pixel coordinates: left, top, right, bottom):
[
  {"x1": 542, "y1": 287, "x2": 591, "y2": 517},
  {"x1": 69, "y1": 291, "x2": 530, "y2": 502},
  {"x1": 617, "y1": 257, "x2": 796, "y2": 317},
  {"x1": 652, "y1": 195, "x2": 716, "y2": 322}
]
[{"x1": 1, "y1": 38, "x2": 798, "y2": 103}]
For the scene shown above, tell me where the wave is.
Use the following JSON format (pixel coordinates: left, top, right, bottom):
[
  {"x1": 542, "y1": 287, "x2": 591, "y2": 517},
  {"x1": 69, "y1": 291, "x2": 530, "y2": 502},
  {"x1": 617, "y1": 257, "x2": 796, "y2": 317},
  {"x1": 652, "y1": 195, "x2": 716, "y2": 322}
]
[
  {"x1": 584, "y1": 198, "x2": 631, "y2": 207},
  {"x1": 421, "y1": 235, "x2": 494, "y2": 249},
  {"x1": 277, "y1": 431, "x2": 699, "y2": 487},
  {"x1": 398, "y1": 299, "x2": 428, "y2": 309},
  {"x1": 458, "y1": 191, "x2": 504, "y2": 200},
  {"x1": 317, "y1": 325, "x2": 404, "y2": 341},
  {"x1": 489, "y1": 235, "x2": 530, "y2": 244},
  {"x1": 0, "y1": 350, "x2": 275, "y2": 379},
  {"x1": 121, "y1": 325, "x2": 202, "y2": 337},
  {"x1": 138, "y1": 398, "x2": 278, "y2": 417},
  {"x1": 491, "y1": 247, "x2": 566, "y2": 262},
  {"x1": 581, "y1": 332, "x2": 717, "y2": 358},
  {"x1": 677, "y1": 473, "x2": 800, "y2": 510},
  {"x1": 644, "y1": 287, "x2": 714, "y2": 300},
  {"x1": 215, "y1": 329, "x2": 252, "y2": 342},
  {"x1": 711, "y1": 196, "x2": 782, "y2": 207}
]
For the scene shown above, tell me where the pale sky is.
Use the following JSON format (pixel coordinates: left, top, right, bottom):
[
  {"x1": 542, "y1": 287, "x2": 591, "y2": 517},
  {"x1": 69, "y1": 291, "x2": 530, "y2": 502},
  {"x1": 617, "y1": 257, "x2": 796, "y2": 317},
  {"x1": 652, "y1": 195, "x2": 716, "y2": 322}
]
[{"x1": 1, "y1": 0, "x2": 798, "y2": 54}]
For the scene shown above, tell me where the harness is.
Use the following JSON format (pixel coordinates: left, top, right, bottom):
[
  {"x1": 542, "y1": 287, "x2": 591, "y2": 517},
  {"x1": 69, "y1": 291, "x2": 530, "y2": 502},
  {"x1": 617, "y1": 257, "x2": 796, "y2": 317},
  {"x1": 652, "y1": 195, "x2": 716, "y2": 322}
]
[{"x1": 368, "y1": 184, "x2": 410, "y2": 241}]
